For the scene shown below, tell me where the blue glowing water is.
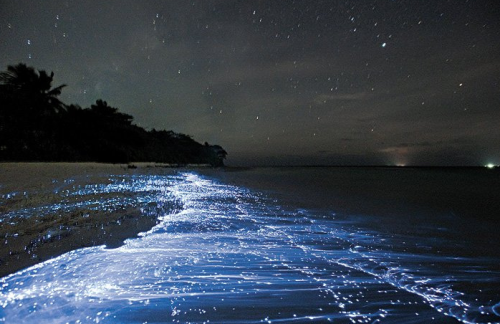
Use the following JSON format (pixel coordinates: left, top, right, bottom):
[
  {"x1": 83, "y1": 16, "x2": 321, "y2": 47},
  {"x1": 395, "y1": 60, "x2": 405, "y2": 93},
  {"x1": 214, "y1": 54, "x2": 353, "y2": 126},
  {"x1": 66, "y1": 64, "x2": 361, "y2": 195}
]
[{"x1": 1, "y1": 171, "x2": 499, "y2": 323}]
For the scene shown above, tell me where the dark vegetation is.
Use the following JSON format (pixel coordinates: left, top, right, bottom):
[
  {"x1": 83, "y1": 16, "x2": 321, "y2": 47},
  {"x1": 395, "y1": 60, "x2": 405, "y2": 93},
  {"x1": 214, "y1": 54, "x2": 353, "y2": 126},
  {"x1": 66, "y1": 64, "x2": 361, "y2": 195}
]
[{"x1": 0, "y1": 63, "x2": 227, "y2": 166}]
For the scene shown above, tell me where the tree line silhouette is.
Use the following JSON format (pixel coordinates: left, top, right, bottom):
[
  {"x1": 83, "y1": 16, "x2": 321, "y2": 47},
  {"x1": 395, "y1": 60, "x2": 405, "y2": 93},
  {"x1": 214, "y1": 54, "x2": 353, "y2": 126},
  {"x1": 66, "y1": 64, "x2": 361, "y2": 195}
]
[{"x1": 0, "y1": 63, "x2": 227, "y2": 166}]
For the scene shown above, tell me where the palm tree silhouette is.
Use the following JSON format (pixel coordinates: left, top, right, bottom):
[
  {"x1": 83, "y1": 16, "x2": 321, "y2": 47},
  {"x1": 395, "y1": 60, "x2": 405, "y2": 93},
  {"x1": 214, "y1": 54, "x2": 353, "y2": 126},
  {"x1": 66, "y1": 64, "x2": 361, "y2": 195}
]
[
  {"x1": 1, "y1": 63, "x2": 228, "y2": 164},
  {"x1": 0, "y1": 63, "x2": 66, "y2": 115},
  {"x1": 90, "y1": 99, "x2": 133, "y2": 124}
]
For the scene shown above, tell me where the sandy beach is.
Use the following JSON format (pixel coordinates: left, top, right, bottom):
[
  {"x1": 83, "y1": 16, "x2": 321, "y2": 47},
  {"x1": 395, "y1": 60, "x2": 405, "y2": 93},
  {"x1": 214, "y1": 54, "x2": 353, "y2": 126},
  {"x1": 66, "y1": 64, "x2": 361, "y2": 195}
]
[{"x1": 0, "y1": 163, "x2": 179, "y2": 277}]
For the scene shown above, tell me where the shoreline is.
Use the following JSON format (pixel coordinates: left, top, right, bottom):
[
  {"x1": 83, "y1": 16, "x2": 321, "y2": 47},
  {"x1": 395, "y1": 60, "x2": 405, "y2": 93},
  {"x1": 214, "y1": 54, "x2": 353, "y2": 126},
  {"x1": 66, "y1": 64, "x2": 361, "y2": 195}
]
[
  {"x1": 1, "y1": 162, "x2": 184, "y2": 278},
  {"x1": 0, "y1": 207, "x2": 158, "y2": 278},
  {"x1": 2, "y1": 163, "x2": 500, "y2": 278}
]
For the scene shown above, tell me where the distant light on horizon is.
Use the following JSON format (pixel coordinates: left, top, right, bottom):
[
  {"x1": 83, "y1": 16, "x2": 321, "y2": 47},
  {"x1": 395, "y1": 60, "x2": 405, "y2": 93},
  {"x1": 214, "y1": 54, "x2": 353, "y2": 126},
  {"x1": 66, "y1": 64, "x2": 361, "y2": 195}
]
[{"x1": 485, "y1": 163, "x2": 497, "y2": 169}]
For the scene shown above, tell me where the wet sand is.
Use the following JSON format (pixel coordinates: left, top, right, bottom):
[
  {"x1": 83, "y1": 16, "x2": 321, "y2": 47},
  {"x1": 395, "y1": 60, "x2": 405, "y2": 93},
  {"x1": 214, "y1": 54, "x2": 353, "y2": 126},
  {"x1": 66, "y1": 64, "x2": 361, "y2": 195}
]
[{"x1": 0, "y1": 163, "x2": 171, "y2": 277}]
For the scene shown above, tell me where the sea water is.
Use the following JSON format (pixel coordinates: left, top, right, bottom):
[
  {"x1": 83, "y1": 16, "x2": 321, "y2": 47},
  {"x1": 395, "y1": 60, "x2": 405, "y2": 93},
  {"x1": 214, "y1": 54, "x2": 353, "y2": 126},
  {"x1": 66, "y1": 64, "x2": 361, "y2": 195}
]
[{"x1": 0, "y1": 168, "x2": 499, "y2": 323}]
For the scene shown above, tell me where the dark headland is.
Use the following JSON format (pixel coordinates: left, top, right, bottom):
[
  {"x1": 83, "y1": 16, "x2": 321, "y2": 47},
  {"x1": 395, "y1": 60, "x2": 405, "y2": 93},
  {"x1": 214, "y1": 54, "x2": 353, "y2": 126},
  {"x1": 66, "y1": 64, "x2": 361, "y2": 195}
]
[{"x1": 0, "y1": 63, "x2": 227, "y2": 167}]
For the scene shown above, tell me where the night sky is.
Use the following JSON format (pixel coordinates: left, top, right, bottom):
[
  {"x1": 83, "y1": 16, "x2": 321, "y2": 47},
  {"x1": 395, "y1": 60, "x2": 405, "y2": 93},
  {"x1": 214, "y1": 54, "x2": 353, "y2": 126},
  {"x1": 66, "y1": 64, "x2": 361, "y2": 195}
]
[{"x1": 1, "y1": 1, "x2": 499, "y2": 166}]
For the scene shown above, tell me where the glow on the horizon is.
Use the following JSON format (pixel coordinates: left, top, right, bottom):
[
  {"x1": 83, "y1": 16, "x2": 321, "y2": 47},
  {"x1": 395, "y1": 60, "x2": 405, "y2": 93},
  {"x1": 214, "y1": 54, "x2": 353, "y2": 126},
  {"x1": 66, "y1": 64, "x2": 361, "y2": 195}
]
[{"x1": 485, "y1": 163, "x2": 496, "y2": 169}]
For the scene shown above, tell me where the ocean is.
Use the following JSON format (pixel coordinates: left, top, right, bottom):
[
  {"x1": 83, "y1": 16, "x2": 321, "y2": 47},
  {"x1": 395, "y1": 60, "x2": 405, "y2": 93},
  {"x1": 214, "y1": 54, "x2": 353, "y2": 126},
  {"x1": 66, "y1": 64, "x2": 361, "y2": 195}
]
[{"x1": 0, "y1": 164, "x2": 499, "y2": 323}]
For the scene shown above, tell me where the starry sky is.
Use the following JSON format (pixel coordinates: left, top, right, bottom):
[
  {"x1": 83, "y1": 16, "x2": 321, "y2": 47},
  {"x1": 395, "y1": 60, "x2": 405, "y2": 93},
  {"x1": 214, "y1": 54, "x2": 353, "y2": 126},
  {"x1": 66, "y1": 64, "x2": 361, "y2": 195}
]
[{"x1": 1, "y1": 0, "x2": 499, "y2": 166}]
